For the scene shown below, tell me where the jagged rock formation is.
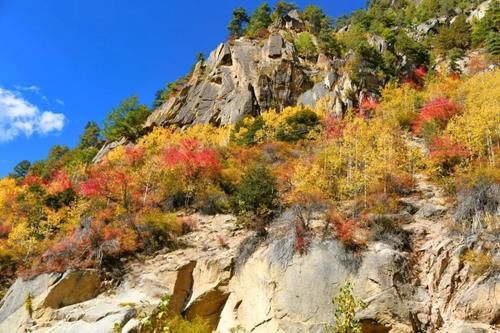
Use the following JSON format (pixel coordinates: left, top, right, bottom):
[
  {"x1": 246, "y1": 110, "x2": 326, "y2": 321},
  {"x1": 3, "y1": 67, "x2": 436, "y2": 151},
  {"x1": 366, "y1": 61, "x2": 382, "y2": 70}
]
[
  {"x1": 145, "y1": 36, "x2": 314, "y2": 127},
  {"x1": 145, "y1": 12, "x2": 364, "y2": 128}
]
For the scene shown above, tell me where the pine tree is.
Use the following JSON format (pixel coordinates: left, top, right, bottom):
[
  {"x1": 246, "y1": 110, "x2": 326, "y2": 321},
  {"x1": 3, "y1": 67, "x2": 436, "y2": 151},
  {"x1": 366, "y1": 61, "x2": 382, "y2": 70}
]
[
  {"x1": 9, "y1": 160, "x2": 31, "y2": 179},
  {"x1": 246, "y1": 3, "x2": 272, "y2": 38},
  {"x1": 103, "y1": 96, "x2": 150, "y2": 141},
  {"x1": 228, "y1": 7, "x2": 249, "y2": 38},
  {"x1": 78, "y1": 121, "x2": 102, "y2": 149}
]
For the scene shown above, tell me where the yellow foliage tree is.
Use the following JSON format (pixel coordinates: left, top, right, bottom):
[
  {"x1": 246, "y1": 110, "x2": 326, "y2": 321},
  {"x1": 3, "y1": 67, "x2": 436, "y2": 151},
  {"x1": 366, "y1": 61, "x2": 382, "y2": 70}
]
[{"x1": 446, "y1": 70, "x2": 500, "y2": 165}]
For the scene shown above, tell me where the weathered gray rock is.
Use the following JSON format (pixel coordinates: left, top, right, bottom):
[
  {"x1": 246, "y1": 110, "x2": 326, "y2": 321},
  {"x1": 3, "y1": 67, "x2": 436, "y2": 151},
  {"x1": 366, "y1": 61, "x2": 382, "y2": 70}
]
[
  {"x1": 42, "y1": 270, "x2": 101, "y2": 309},
  {"x1": 0, "y1": 270, "x2": 100, "y2": 332},
  {"x1": 266, "y1": 35, "x2": 283, "y2": 58},
  {"x1": 416, "y1": 203, "x2": 447, "y2": 219},
  {"x1": 0, "y1": 273, "x2": 61, "y2": 324},
  {"x1": 145, "y1": 35, "x2": 316, "y2": 128},
  {"x1": 410, "y1": 16, "x2": 449, "y2": 41},
  {"x1": 92, "y1": 137, "x2": 127, "y2": 163},
  {"x1": 368, "y1": 34, "x2": 388, "y2": 53},
  {"x1": 217, "y1": 240, "x2": 413, "y2": 333},
  {"x1": 270, "y1": 9, "x2": 305, "y2": 32},
  {"x1": 467, "y1": 0, "x2": 492, "y2": 23}
]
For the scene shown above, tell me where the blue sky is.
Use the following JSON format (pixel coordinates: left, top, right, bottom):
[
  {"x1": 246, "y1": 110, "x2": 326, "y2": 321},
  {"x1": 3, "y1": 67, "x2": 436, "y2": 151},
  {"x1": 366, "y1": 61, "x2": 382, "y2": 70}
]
[{"x1": 0, "y1": 0, "x2": 365, "y2": 177}]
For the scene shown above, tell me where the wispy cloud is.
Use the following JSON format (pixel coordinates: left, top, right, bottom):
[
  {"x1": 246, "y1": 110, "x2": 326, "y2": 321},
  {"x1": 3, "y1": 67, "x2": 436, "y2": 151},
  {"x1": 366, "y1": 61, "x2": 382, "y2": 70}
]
[
  {"x1": 0, "y1": 87, "x2": 65, "y2": 142},
  {"x1": 14, "y1": 85, "x2": 41, "y2": 94},
  {"x1": 55, "y1": 99, "x2": 65, "y2": 106}
]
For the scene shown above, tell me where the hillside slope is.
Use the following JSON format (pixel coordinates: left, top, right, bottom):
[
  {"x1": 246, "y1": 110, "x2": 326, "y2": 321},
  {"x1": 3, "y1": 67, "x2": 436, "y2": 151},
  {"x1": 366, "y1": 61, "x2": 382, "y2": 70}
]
[{"x1": 0, "y1": 1, "x2": 499, "y2": 332}]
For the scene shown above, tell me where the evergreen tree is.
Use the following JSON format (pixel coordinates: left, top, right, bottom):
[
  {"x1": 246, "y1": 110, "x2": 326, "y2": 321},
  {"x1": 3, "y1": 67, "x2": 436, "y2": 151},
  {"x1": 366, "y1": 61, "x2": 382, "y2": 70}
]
[
  {"x1": 433, "y1": 14, "x2": 471, "y2": 56},
  {"x1": 78, "y1": 121, "x2": 102, "y2": 149},
  {"x1": 228, "y1": 7, "x2": 249, "y2": 38},
  {"x1": 103, "y1": 96, "x2": 150, "y2": 141},
  {"x1": 303, "y1": 5, "x2": 331, "y2": 34},
  {"x1": 246, "y1": 3, "x2": 272, "y2": 38},
  {"x1": 272, "y1": 1, "x2": 298, "y2": 20},
  {"x1": 9, "y1": 160, "x2": 31, "y2": 179}
]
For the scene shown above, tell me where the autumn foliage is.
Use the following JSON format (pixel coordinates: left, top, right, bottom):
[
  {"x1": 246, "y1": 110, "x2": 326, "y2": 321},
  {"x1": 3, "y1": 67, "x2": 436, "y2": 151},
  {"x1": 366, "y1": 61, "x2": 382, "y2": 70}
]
[
  {"x1": 0, "y1": 69, "x2": 498, "y2": 280},
  {"x1": 411, "y1": 98, "x2": 460, "y2": 135}
]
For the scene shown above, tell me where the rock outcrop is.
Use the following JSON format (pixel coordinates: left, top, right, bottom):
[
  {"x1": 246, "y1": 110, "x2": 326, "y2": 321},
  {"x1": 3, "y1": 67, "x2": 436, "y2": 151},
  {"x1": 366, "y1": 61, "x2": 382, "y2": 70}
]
[
  {"x1": 145, "y1": 36, "x2": 312, "y2": 127},
  {"x1": 145, "y1": 12, "x2": 365, "y2": 128}
]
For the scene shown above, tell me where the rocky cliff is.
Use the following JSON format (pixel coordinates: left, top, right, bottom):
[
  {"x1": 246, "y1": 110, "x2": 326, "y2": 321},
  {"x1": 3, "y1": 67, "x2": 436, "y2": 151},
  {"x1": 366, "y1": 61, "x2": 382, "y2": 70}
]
[{"x1": 145, "y1": 11, "x2": 364, "y2": 128}]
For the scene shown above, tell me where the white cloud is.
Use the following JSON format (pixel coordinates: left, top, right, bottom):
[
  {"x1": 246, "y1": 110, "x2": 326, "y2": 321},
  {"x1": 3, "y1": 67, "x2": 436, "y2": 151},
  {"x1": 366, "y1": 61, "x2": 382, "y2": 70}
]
[
  {"x1": 14, "y1": 85, "x2": 41, "y2": 94},
  {"x1": 55, "y1": 99, "x2": 65, "y2": 106},
  {"x1": 38, "y1": 111, "x2": 65, "y2": 134},
  {"x1": 0, "y1": 87, "x2": 66, "y2": 142}
]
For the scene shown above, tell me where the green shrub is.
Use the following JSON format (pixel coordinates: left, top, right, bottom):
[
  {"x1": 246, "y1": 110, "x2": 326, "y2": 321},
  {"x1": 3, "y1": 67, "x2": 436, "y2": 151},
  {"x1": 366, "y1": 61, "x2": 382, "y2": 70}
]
[
  {"x1": 294, "y1": 32, "x2": 318, "y2": 60},
  {"x1": 325, "y1": 281, "x2": 366, "y2": 333},
  {"x1": 24, "y1": 292, "x2": 33, "y2": 318},
  {"x1": 318, "y1": 30, "x2": 341, "y2": 57},
  {"x1": 230, "y1": 116, "x2": 265, "y2": 146},
  {"x1": 432, "y1": 15, "x2": 471, "y2": 56},
  {"x1": 462, "y1": 250, "x2": 496, "y2": 276},
  {"x1": 275, "y1": 110, "x2": 320, "y2": 142},
  {"x1": 472, "y1": 0, "x2": 500, "y2": 47},
  {"x1": 140, "y1": 294, "x2": 211, "y2": 333},
  {"x1": 394, "y1": 31, "x2": 429, "y2": 66},
  {"x1": 231, "y1": 164, "x2": 278, "y2": 225}
]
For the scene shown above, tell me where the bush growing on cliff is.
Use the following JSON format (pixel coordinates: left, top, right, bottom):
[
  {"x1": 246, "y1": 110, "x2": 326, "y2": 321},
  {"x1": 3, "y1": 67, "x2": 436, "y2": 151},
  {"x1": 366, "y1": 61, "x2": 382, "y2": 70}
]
[
  {"x1": 325, "y1": 281, "x2": 366, "y2": 333},
  {"x1": 294, "y1": 32, "x2": 318, "y2": 61},
  {"x1": 140, "y1": 294, "x2": 211, "y2": 333}
]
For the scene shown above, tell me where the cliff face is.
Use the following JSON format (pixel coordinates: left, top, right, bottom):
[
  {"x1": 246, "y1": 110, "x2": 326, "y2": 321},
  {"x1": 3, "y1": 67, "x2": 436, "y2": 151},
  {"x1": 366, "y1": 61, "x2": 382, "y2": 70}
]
[
  {"x1": 0, "y1": 172, "x2": 498, "y2": 333},
  {"x1": 145, "y1": 12, "x2": 362, "y2": 128}
]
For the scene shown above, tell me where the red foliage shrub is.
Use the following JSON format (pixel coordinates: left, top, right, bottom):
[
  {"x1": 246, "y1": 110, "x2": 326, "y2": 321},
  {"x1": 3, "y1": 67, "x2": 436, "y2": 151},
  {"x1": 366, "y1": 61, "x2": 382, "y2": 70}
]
[
  {"x1": 430, "y1": 136, "x2": 470, "y2": 160},
  {"x1": 404, "y1": 66, "x2": 428, "y2": 90},
  {"x1": 328, "y1": 211, "x2": 364, "y2": 247},
  {"x1": 79, "y1": 170, "x2": 105, "y2": 197},
  {"x1": 179, "y1": 216, "x2": 198, "y2": 234},
  {"x1": 294, "y1": 221, "x2": 309, "y2": 255},
  {"x1": 22, "y1": 174, "x2": 47, "y2": 187},
  {"x1": 217, "y1": 235, "x2": 228, "y2": 248},
  {"x1": 414, "y1": 66, "x2": 428, "y2": 80},
  {"x1": 125, "y1": 146, "x2": 145, "y2": 165},
  {"x1": 164, "y1": 139, "x2": 221, "y2": 178},
  {"x1": 47, "y1": 169, "x2": 72, "y2": 194},
  {"x1": 0, "y1": 224, "x2": 12, "y2": 237},
  {"x1": 411, "y1": 98, "x2": 460, "y2": 135},
  {"x1": 324, "y1": 115, "x2": 346, "y2": 140},
  {"x1": 359, "y1": 96, "x2": 380, "y2": 113},
  {"x1": 256, "y1": 28, "x2": 270, "y2": 39}
]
